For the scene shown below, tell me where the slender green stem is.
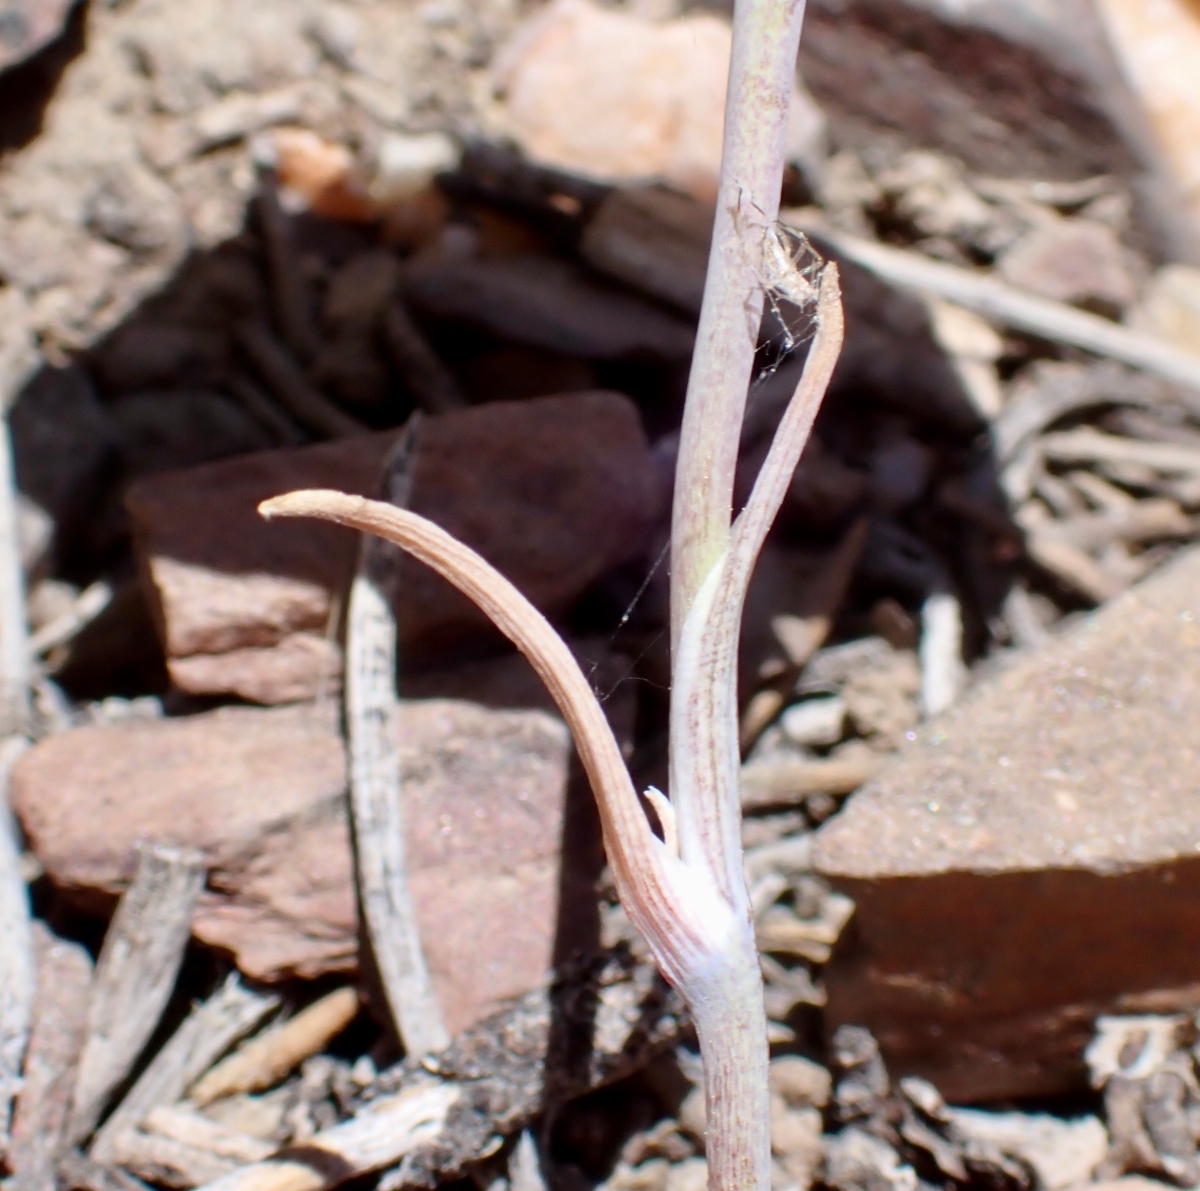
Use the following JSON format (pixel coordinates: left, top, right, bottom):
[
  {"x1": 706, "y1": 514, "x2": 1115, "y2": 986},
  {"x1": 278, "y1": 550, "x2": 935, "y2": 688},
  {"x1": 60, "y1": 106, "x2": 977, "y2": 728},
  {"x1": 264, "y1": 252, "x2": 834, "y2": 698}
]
[
  {"x1": 667, "y1": 5, "x2": 812, "y2": 1191},
  {"x1": 670, "y1": 0, "x2": 809, "y2": 649}
]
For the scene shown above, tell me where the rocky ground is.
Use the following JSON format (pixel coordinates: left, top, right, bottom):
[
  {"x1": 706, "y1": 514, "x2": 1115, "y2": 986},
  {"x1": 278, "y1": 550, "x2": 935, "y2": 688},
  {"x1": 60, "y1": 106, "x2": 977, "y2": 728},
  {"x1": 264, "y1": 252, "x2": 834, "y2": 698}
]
[{"x1": 4, "y1": 1, "x2": 1200, "y2": 1191}]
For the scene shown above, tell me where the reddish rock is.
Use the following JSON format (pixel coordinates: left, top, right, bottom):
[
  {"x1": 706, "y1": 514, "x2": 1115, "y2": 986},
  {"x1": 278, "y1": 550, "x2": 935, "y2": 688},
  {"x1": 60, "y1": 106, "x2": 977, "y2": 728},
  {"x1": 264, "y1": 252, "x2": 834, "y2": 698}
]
[
  {"x1": 813, "y1": 546, "x2": 1200, "y2": 1102},
  {"x1": 13, "y1": 647, "x2": 628, "y2": 1032},
  {"x1": 127, "y1": 391, "x2": 657, "y2": 702},
  {"x1": 489, "y1": 0, "x2": 825, "y2": 202},
  {"x1": 11, "y1": 702, "x2": 346, "y2": 901}
]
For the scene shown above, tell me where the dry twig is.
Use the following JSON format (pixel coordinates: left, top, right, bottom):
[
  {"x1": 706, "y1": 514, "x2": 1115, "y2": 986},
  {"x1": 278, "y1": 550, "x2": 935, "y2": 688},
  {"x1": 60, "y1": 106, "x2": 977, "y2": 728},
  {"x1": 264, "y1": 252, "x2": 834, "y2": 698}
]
[
  {"x1": 193, "y1": 950, "x2": 682, "y2": 1191},
  {"x1": 69, "y1": 845, "x2": 206, "y2": 1142},
  {"x1": 189, "y1": 988, "x2": 359, "y2": 1107},
  {"x1": 8, "y1": 925, "x2": 93, "y2": 1190},
  {"x1": 91, "y1": 975, "x2": 279, "y2": 1162},
  {"x1": 788, "y1": 216, "x2": 1200, "y2": 404},
  {"x1": 345, "y1": 420, "x2": 448, "y2": 1057},
  {"x1": 740, "y1": 745, "x2": 882, "y2": 811}
]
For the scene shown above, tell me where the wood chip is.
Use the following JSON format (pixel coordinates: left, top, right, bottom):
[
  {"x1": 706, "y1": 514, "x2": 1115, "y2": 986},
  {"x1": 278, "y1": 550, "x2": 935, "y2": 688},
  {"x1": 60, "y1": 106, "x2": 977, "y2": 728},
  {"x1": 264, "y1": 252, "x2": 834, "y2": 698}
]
[
  {"x1": 68, "y1": 844, "x2": 206, "y2": 1142},
  {"x1": 194, "y1": 951, "x2": 683, "y2": 1191},
  {"x1": 1040, "y1": 427, "x2": 1200, "y2": 475},
  {"x1": 191, "y1": 1081, "x2": 459, "y2": 1191},
  {"x1": 91, "y1": 976, "x2": 280, "y2": 1162},
  {"x1": 59, "y1": 1146, "x2": 152, "y2": 1191},
  {"x1": 142, "y1": 1105, "x2": 274, "y2": 1164},
  {"x1": 189, "y1": 988, "x2": 359, "y2": 1107},
  {"x1": 741, "y1": 744, "x2": 883, "y2": 810},
  {"x1": 7, "y1": 923, "x2": 93, "y2": 1190},
  {"x1": 109, "y1": 1126, "x2": 240, "y2": 1189}
]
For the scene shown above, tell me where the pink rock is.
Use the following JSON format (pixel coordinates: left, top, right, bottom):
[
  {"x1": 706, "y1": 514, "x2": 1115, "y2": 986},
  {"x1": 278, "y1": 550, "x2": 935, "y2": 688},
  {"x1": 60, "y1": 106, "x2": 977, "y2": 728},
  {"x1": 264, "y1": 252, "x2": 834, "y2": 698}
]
[
  {"x1": 13, "y1": 647, "x2": 630, "y2": 1032},
  {"x1": 490, "y1": 0, "x2": 825, "y2": 202}
]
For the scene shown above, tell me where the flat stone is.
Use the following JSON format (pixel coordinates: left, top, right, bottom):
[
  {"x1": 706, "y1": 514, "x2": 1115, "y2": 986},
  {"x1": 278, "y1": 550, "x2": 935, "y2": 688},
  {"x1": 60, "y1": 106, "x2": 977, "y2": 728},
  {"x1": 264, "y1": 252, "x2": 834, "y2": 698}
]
[
  {"x1": 813, "y1": 546, "x2": 1200, "y2": 1101},
  {"x1": 13, "y1": 646, "x2": 628, "y2": 1031},
  {"x1": 997, "y1": 220, "x2": 1139, "y2": 315},
  {"x1": 489, "y1": 0, "x2": 824, "y2": 202},
  {"x1": 403, "y1": 254, "x2": 695, "y2": 361},
  {"x1": 127, "y1": 391, "x2": 657, "y2": 702},
  {"x1": 11, "y1": 702, "x2": 346, "y2": 902}
]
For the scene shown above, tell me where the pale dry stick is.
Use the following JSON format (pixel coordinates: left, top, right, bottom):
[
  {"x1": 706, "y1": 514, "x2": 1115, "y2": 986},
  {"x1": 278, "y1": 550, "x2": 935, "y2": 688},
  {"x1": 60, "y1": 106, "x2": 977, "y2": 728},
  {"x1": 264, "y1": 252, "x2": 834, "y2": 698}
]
[
  {"x1": 508, "y1": 1131, "x2": 547, "y2": 1191},
  {"x1": 1039, "y1": 427, "x2": 1200, "y2": 475},
  {"x1": 8, "y1": 923, "x2": 93, "y2": 1191},
  {"x1": 784, "y1": 215, "x2": 1200, "y2": 405},
  {"x1": 0, "y1": 734, "x2": 33, "y2": 1159},
  {"x1": 194, "y1": 1081, "x2": 461, "y2": 1191},
  {"x1": 381, "y1": 302, "x2": 467, "y2": 415},
  {"x1": 0, "y1": 416, "x2": 28, "y2": 736},
  {"x1": 346, "y1": 421, "x2": 449, "y2": 1057},
  {"x1": 91, "y1": 975, "x2": 280, "y2": 1162},
  {"x1": 236, "y1": 323, "x2": 366, "y2": 440},
  {"x1": 192, "y1": 949, "x2": 682, "y2": 1191},
  {"x1": 739, "y1": 744, "x2": 882, "y2": 812},
  {"x1": 0, "y1": 436, "x2": 32, "y2": 1155},
  {"x1": 59, "y1": 1145, "x2": 152, "y2": 1191},
  {"x1": 142, "y1": 1105, "x2": 273, "y2": 1164},
  {"x1": 919, "y1": 591, "x2": 967, "y2": 718},
  {"x1": 1050, "y1": 499, "x2": 1193, "y2": 552},
  {"x1": 189, "y1": 987, "x2": 359, "y2": 1107},
  {"x1": 110, "y1": 1127, "x2": 240, "y2": 1189},
  {"x1": 28, "y1": 580, "x2": 112, "y2": 657},
  {"x1": 69, "y1": 844, "x2": 207, "y2": 1143}
]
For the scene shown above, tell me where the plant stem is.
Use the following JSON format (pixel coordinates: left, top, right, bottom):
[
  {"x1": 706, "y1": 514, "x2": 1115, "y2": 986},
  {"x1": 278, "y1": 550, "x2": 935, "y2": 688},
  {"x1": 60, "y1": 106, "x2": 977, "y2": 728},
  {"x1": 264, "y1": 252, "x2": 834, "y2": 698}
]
[
  {"x1": 671, "y1": 0, "x2": 809, "y2": 645},
  {"x1": 669, "y1": 4, "x2": 811, "y2": 1191}
]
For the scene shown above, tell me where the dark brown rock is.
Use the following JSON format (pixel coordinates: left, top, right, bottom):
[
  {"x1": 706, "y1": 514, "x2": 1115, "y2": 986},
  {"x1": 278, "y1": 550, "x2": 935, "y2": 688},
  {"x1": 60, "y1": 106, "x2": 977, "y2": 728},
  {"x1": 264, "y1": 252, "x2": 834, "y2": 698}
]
[
  {"x1": 580, "y1": 187, "x2": 712, "y2": 316},
  {"x1": 9, "y1": 363, "x2": 118, "y2": 576},
  {"x1": 813, "y1": 546, "x2": 1200, "y2": 1102},
  {"x1": 126, "y1": 391, "x2": 657, "y2": 702},
  {"x1": 403, "y1": 254, "x2": 695, "y2": 360}
]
